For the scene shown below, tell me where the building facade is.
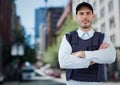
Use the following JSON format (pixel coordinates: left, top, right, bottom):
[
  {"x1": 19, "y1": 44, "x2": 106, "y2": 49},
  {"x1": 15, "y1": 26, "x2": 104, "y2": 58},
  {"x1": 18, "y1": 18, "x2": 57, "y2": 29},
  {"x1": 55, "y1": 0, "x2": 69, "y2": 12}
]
[
  {"x1": 46, "y1": 7, "x2": 63, "y2": 47},
  {"x1": 0, "y1": 0, "x2": 12, "y2": 75},
  {"x1": 35, "y1": 7, "x2": 46, "y2": 39},
  {"x1": 73, "y1": 0, "x2": 120, "y2": 81},
  {"x1": 36, "y1": 23, "x2": 46, "y2": 60}
]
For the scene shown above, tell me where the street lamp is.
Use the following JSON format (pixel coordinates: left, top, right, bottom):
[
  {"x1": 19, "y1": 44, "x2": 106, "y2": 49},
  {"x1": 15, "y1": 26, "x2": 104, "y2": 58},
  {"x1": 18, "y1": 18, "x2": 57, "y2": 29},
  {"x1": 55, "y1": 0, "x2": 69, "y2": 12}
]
[
  {"x1": 11, "y1": 43, "x2": 24, "y2": 56},
  {"x1": 11, "y1": 43, "x2": 24, "y2": 82}
]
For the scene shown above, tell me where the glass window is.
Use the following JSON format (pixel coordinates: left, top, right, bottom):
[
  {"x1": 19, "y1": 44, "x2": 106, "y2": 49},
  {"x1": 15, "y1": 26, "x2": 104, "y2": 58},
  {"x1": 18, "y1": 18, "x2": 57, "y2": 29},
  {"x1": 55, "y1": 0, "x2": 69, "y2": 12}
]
[
  {"x1": 93, "y1": 1, "x2": 96, "y2": 10},
  {"x1": 110, "y1": 34, "x2": 115, "y2": 44},
  {"x1": 100, "y1": 0, "x2": 104, "y2": 4},
  {"x1": 100, "y1": 7, "x2": 105, "y2": 17},
  {"x1": 108, "y1": 0, "x2": 113, "y2": 12},
  {"x1": 86, "y1": 0, "x2": 89, "y2": 2},
  {"x1": 101, "y1": 23, "x2": 105, "y2": 33},
  {"x1": 109, "y1": 17, "x2": 115, "y2": 29},
  {"x1": 93, "y1": 28, "x2": 98, "y2": 31}
]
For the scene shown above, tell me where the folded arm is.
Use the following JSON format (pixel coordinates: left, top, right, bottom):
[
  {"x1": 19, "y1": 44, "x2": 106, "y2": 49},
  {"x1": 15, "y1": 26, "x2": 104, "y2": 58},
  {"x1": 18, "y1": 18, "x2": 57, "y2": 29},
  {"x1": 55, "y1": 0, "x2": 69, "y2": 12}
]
[
  {"x1": 58, "y1": 35, "x2": 90, "y2": 69},
  {"x1": 72, "y1": 34, "x2": 116, "y2": 64}
]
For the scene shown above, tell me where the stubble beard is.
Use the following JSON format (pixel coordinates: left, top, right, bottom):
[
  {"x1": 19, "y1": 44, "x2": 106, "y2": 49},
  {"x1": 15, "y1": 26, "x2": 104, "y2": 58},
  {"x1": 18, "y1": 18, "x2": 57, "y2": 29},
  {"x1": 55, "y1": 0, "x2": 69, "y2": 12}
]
[
  {"x1": 80, "y1": 21, "x2": 92, "y2": 29},
  {"x1": 80, "y1": 24, "x2": 91, "y2": 29}
]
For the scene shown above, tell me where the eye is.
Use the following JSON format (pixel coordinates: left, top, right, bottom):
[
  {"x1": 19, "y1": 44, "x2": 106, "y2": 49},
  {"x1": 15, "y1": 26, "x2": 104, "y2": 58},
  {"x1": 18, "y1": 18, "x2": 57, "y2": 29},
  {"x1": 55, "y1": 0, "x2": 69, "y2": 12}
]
[
  {"x1": 87, "y1": 12, "x2": 92, "y2": 15},
  {"x1": 78, "y1": 12, "x2": 84, "y2": 15}
]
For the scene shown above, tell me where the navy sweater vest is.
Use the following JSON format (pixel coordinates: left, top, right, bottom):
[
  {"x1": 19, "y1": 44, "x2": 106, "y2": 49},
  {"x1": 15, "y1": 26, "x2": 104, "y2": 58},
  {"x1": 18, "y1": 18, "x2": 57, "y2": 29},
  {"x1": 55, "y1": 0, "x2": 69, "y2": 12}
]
[{"x1": 65, "y1": 31, "x2": 105, "y2": 82}]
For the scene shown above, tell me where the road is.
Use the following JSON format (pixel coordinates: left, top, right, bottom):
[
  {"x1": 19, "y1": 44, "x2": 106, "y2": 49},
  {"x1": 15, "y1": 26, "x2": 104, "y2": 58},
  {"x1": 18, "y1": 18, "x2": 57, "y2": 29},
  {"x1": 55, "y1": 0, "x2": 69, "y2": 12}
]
[
  {"x1": 2, "y1": 74, "x2": 120, "y2": 85},
  {"x1": 3, "y1": 80, "x2": 120, "y2": 85},
  {"x1": 3, "y1": 80, "x2": 65, "y2": 85}
]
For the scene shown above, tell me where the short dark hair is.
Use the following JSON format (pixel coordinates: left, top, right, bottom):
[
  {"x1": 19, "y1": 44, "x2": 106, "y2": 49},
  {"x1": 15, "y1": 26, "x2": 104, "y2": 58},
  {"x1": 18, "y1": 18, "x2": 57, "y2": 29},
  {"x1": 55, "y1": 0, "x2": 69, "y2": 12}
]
[{"x1": 76, "y1": 2, "x2": 93, "y2": 14}]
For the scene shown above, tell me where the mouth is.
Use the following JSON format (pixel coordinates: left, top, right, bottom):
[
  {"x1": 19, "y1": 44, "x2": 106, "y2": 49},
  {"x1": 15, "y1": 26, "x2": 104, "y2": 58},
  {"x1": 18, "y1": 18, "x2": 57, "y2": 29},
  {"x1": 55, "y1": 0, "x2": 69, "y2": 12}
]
[{"x1": 81, "y1": 20, "x2": 90, "y2": 24}]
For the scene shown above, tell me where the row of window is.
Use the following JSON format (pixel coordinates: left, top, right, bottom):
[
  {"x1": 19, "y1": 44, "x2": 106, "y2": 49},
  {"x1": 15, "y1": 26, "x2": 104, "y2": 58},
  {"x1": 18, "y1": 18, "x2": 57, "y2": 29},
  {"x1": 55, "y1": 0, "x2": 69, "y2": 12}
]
[
  {"x1": 91, "y1": 0, "x2": 116, "y2": 44},
  {"x1": 100, "y1": 16, "x2": 115, "y2": 33},
  {"x1": 93, "y1": 0, "x2": 113, "y2": 17},
  {"x1": 100, "y1": 16, "x2": 116, "y2": 44}
]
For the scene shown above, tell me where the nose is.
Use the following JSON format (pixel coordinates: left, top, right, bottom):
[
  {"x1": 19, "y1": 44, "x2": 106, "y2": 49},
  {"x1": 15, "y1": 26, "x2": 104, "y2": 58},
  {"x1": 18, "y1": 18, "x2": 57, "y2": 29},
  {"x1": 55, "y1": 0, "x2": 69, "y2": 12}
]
[{"x1": 83, "y1": 14, "x2": 88, "y2": 19}]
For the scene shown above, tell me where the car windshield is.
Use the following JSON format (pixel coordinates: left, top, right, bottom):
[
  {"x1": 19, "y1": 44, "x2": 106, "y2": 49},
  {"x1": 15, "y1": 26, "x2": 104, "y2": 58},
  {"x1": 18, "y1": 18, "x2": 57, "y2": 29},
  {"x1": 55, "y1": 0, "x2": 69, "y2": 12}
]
[{"x1": 22, "y1": 69, "x2": 34, "y2": 73}]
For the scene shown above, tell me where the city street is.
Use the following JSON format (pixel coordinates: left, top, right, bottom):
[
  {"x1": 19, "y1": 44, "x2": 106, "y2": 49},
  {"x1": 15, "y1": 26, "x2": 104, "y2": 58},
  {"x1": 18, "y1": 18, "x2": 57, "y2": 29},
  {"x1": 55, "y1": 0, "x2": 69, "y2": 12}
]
[
  {"x1": 2, "y1": 70, "x2": 120, "y2": 85},
  {"x1": 3, "y1": 81, "x2": 120, "y2": 85},
  {"x1": 3, "y1": 80, "x2": 65, "y2": 85}
]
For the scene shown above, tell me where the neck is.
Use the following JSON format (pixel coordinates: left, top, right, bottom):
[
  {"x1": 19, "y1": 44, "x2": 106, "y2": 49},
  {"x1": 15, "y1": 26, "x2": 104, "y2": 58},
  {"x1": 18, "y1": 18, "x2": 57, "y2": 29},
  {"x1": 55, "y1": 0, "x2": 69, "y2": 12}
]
[{"x1": 79, "y1": 27, "x2": 91, "y2": 32}]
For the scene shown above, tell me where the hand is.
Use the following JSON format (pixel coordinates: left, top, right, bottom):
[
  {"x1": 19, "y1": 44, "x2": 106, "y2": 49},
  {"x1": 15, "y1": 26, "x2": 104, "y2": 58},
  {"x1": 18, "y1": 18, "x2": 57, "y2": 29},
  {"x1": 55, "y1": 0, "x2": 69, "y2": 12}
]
[
  {"x1": 72, "y1": 51, "x2": 81, "y2": 57},
  {"x1": 72, "y1": 51, "x2": 85, "y2": 58},
  {"x1": 99, "y1": 43, "x2": 109, "y2": 50},
  {"x1": 90, "y1": 61, "x2": 95, "y2": 65}
]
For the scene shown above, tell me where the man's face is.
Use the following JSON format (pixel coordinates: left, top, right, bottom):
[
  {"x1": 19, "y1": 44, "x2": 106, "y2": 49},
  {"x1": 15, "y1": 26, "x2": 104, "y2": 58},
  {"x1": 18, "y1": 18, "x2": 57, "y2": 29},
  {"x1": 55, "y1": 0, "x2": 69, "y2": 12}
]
[{"x1": 76, "y1": 6, "x2": 95, "y2": 29}]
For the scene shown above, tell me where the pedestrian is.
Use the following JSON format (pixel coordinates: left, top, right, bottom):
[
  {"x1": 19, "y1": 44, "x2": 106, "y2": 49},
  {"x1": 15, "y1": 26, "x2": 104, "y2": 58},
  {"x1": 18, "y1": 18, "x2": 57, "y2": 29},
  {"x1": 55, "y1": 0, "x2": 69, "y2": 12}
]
[{"x1": 58, "y1": 2, "x2": 116, "y2": 85}]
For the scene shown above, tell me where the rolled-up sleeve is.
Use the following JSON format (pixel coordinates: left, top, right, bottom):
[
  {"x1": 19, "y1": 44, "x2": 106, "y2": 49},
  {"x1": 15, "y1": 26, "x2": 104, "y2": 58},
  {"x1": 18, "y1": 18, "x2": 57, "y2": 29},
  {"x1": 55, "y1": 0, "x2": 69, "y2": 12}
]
[
  {"x1": 58, "y1": 35, "x2": 90, "y2": 69},
  {"x1": 85, "y1": 34, "x2": 116, "y2": 64}
]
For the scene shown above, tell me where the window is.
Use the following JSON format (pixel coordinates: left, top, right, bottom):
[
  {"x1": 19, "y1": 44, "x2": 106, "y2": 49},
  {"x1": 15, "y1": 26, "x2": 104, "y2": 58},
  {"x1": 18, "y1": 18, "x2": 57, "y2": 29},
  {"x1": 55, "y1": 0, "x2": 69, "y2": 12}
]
[
  {"x1": 101, "y1": 23, "x2": 106, "y2": 33},
  {"x1": 93, "y1": 1, "x2": 96, "y2": 10},
  {"x1": 108, "y1": 0, "x2": 113, "y2": 12},
  {"x1": 94, "y1": 28, "x2": 98, "y2": 31},
  {"x1": 86, "y1": 0, "x2": 89, "y2": 2},
  {"x1": 109, "y1": 17, "x2": 115, "y2": 29},
  {"x1": 100, "y1": 7, "x2": 105, "y2": 17},
  {"x1": 100, "y1": 0, "x2": 104, "y2": 4},
  {"x1": 110, "y1": 34, "x2": 115, "y2": 44}
]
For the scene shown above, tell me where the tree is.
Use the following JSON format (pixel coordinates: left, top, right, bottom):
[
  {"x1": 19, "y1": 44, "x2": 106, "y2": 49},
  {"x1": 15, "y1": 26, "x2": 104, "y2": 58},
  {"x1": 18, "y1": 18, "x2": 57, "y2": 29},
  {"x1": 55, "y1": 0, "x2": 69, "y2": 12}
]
[{"x1": 43, "y1": 15, "x2": 78, "y2": 67}]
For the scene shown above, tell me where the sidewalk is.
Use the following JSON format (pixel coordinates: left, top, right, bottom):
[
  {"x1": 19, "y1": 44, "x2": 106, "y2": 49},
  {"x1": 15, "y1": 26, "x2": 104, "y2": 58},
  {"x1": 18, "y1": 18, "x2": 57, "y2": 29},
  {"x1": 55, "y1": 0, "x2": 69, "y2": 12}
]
[
  {"x1": 53, "y1": 73, "x2": 120, "y2": 85},
  {"x1": 104, "y1": 82, "x2": 120, "y2": 85},
  {"x1": 35, "y1": 68, "x2": 120, "y2": 85}
]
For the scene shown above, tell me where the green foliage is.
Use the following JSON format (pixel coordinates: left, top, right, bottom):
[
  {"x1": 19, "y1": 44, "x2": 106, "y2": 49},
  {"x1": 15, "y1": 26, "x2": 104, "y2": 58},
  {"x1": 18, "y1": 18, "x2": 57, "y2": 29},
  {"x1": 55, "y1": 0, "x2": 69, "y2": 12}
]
[
  {"x1": 57, "y1": 15, "x2": 78, "y2": 44},
  {"x1": 19, "y1": 44, "x2": 36, "y2": 64},
  {"x1": 43, "y1": 14, "x2": 78, "y2": 66},
  {"x1": 12, "y1": 24, "x2": 36, "y2": 64},
  {"x1": 14, "y1": 24, "x2": 24, "y2": 43},
  {"x1": 43, "y1": 44, "x2": 59, "y2": 66}
]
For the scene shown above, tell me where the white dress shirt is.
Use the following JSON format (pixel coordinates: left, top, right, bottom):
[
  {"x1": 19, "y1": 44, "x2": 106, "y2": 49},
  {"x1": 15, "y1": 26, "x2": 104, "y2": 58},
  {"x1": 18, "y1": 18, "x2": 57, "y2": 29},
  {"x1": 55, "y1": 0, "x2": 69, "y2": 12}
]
[{"x1": 58, "y1": 29, "x2": 116, "y2": 85}]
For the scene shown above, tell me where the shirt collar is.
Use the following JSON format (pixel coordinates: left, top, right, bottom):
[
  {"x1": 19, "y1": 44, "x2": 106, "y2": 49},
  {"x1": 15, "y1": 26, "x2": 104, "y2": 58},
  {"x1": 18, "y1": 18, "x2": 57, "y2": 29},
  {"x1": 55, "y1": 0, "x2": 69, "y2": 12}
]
[{"x1": 77, "y1": 29, "x2": 95, "y2": 38}]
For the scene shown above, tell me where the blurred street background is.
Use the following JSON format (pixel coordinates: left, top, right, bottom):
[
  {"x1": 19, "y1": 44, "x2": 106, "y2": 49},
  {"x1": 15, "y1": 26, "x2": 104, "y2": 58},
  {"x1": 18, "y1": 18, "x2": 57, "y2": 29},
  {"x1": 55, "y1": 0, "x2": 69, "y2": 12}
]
[{"x1": 0, "y1": 0, "x2": 120, "y2": 85}]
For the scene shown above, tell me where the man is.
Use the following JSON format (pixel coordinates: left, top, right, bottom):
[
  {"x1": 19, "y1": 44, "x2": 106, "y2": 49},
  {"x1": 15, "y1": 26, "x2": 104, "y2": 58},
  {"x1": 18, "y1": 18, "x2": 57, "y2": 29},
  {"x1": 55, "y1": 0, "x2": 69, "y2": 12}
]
[{"x1": 58, "y1": 2, "x2": 116, "y2": 85}]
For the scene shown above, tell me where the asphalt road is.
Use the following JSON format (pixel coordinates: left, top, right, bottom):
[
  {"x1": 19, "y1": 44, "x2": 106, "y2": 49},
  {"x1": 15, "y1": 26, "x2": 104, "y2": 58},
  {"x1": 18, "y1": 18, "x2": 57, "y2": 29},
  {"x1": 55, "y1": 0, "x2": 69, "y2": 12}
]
[
  {"x1": 3, "y1": 81, "x2": 120, "y2": 85},
  {"x1": 3, "y1": 80, "x2": 65, "y2": 85}
]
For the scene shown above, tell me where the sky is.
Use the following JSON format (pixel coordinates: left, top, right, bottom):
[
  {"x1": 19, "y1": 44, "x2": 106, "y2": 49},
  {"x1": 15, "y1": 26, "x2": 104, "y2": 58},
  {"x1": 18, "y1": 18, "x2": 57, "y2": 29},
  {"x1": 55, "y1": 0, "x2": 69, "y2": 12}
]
[
  {"x1": 15, "y1": 0, "x2": 69, "y2": 45},
  {"x1": 15, "y1": 0, "x2": 69, "y2": 34}
]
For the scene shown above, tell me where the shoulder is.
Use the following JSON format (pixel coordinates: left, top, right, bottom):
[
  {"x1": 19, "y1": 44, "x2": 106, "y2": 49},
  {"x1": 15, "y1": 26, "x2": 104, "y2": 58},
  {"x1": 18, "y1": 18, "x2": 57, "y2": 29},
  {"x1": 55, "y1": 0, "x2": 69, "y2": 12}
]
[
  {"x1": 95, "y1": 32, "x2": 111, "y2": 42},
  {"x1": 94, "y1": 31, "x2": 105, "y2": 39},
  {"x1": 65, "y1": 30, "x2": 77, "y2": 36},
  {"x1": 95, "y1": 31, "x2": 104, "y2": 35},
  {"x1": 65, "y1": 30, "x2": 77, "y2": 42}
]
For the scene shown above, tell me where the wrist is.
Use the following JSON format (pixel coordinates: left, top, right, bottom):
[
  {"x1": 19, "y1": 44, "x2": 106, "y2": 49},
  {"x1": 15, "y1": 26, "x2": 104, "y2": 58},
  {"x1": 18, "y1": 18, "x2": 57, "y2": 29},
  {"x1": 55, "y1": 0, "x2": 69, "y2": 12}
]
[{"x1": 79, "y1": 51, "x2": 85, "y2": 58}]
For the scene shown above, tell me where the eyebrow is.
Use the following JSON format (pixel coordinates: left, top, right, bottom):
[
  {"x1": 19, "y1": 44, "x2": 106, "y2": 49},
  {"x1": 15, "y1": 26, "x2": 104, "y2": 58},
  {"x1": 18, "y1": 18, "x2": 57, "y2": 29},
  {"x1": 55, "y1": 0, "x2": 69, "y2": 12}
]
[{"x1": 78, "y1": 10, "x2": 92, "y2": 13}]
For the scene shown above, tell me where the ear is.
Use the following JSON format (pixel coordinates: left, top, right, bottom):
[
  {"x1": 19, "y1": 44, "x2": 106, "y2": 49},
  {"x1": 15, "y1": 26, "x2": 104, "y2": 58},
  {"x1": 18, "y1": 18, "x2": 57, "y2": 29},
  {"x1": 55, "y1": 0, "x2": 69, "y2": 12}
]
[
  {"x1": 93, "y1": 14, "x2": 96, "y2": 19},
  {"x1": 92, "y1": 14, "x2": 97, "y2": 24},
  {"x1": 75, "y1": 15, "x2": 78, "y2": 21}
]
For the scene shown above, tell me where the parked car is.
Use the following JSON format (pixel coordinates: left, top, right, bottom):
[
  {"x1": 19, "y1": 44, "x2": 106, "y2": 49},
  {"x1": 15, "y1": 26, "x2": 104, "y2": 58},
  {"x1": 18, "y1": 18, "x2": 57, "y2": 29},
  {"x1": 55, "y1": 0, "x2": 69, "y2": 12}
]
[
  {"x1": 47, "y1": 72, "x2": 61, "y2": 78},
  {"x1": 21, "y1": 66, "x2": 35, "y2": 81},
  {"x1": 0, "y1": 73, "x2": 4, "y2": 84}
]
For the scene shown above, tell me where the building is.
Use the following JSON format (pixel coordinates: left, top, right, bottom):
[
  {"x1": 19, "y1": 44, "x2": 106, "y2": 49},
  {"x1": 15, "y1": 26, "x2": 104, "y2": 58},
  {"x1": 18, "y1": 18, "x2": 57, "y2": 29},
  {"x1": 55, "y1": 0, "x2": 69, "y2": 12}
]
[
  {"x1": 0, "y1": 0, "x2": 12, "y2": 44},
  {"x1": 36, "y1": 23, "x2": 46, "y2": 60},
  {"x1": 35, "y1": 7, "x2": 46, "y2": 39},
  {"x1": 0, "y1": 0, "x2": 13, "y2": 76},
  {"x1": 35, "y1": 7, "x2": 47, "y2": 61},
  {"x1": 73, "y1": 0, "x2": 120, "y2": 47},
  {"x1": 0, "y1": 0, "x2": 24, "y2": 80},
  {"x1": 89, "y1": 0, "x2": 120, "y2": 81},
  {"x1": 73, "y1": 0, "x2": 120, "y2": 81},
  {"x1": 46, "y1": 7, "x2": 64, "y2": 47},
  {"x1": 57, "y1": 0, "x2": 72, "y2": 31}
]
